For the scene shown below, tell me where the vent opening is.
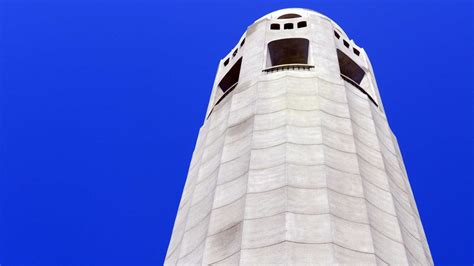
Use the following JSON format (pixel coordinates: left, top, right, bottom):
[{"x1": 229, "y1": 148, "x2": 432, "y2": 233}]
[
  {"x1": 270, "y1": 23, "x2": 280, "y2": 30},
  {"x1": 267, "y1": 38, "x2": 309, "y2": 67},
  {"x1": 334, "y1": 31, "x2": 340, "y2": 39},
  {"x1": 278, "y1": 13, "x2": 302, "y2": 19},
  {"x1": 218, "y1": 58, "x2": 242, "y2": 93}
]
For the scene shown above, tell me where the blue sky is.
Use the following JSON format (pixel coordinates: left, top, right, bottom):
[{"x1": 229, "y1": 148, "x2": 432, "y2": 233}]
[{"x1": 1, "y1": 0, "x2": 472, "y2": 264}]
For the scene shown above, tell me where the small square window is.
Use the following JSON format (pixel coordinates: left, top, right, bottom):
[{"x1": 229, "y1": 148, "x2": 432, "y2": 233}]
[
  {"x1": 240, "y1": 38, "x2": 245, "y2": 47},
  {"x1": 270, "y1": 24, "x2": 280, "y2": 30},
  {"x1": 284, "y1": 23, "x2": 294, "y2": 30},
  {"x1": 353, "y1": 48, "x2": 360, "y2": 56},
  {"x1": 297, "y1": 21, "x2": 307, "y2": 28},
  {"x1": 334, "y1": 31, "x2": 340, "y2": 39},
  {"x1": 223, "y1": 58, "x2": 230, "y2": 66},
  {"x1": 343, "y1": 40, "x2": 350, "y2": 48},
  {"x1": 232, "y1": 49, "x2": 238, "y2": 57}
]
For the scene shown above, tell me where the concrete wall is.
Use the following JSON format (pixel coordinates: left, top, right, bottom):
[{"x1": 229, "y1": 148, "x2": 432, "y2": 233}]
[{"x1": 165, "y1": 8, "x2": 432, "y2": 265}]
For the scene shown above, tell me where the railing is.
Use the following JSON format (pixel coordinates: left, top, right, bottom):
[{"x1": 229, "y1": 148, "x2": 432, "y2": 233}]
[
  {"x1": 263, "y1": 64, "x2": 314, "y2": 73},
  {"x1": 206, "y1": 82, "x2": 239, "y2": 119},
  {"x1": 216, "y1": 82, "x2": 238, "y2": 106},
  {"x1": 340, "y1": 74, "x2": 379, "y2": 107}
]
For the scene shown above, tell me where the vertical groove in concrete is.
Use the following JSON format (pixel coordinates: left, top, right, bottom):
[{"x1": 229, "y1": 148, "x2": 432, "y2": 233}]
[
  {"x1": 177, "y1": 95, "x2": 233, "y2": 264},
  {"x1": 234, "y1": 88, "x2": 258, "y2": 265},
  {"x1": 346, "y1": 87, "x2": 409, "y2": 264},
  {"x1": 336, "y1": 79, "x2": 379, "y2": 264},
  {"x1": 369, "y1": 101, "x2": 431, "y2": 265},
  {"x1": 200, "y1": 97, "x2": 235, "y2": 264}
]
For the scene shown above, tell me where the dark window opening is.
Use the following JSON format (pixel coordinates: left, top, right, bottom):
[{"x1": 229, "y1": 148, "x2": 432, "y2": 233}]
[
  {"x1": 297, "y1": 21, "x2": 307, "y2": 28},
  {"x1": 343, "y1": 40, "x2": 350, "y2": 48},
  {"x1": 278, "y1": 13, "x2": 302, "y2": 19},
  {"x1": 218, "y1": 57, "x2": 242, "y2": 93},
  {"x1": 334, "y1": 31, "x2": 340, "y2": 39},
  {"x1": 284, "y1": 23, "x2": 294, "y2": 30},
  {"x1": 337, "y1": 49, "x2": 365, "y2": 84},
  {"x1": 353, "y1": 48, "x2": 360, "y2": 56},
  {"x1": 240, "y1": 38, "x2": 246, "y2": 47},
  {"x1": 270, "y1": 23, "x2": 280, "y2": 30},
  {"x1": 268, "y1": 38, "x2": 309, "y2": 67},
  {"x1": 223, "y1": 58, "x2": 230, "y2": 66},
  {"x1": 232, "y1": 49, "x2": 238, "y2": 57}
]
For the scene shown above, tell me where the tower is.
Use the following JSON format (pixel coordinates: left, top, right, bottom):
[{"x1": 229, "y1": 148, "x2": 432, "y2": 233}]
[{"x1": 165, "y1": 8, "x2": 433, "y2": 265}]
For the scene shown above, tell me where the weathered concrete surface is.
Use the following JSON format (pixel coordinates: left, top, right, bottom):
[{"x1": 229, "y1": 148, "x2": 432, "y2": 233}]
[{"x1": 165, "y1": 8, "x2": 432, "y2": 265}]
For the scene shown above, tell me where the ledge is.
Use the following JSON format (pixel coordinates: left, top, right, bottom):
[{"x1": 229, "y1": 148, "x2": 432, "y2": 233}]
[
  {"x1": 263, "y1": 64, "x2": 314, "y2": 73},
  {"x1": 207, "y1": 82, "x2": 239, "y2": 119},
  {"x1": 340, "y1": 74, "x2": 379, "y2": 107}
]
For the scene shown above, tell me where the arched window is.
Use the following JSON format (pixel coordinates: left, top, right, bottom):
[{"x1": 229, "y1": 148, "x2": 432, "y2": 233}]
[
  {"x1": 337, "y1": 49, "x2": 365, "y2": 84},
  {"x1": 297, "y1": 21, "x2": 307, "y2": 28},
  {"x1": 337, "y1": 49, "x2": 377, "y2": 106},
  {"x1": 267, "y1": 38, "x2": 309, "y2": 67},
  {"x1": 277, "y1": 13, "x2": 302, "y2": 19},
  {"x1": 270, "y1": 23, "x2": 280, "y2": 30},
  {"x1": 218, "y1": 58, "x2": 242, "y2": 93}
]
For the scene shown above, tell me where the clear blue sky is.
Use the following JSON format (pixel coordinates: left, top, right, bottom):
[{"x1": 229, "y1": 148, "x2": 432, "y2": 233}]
[{"x1": 1, "y1": 0, "x2": 472, "y2": 264}]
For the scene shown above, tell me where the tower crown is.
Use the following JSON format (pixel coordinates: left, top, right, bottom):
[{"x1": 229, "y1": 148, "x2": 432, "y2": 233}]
[
  {"x1": 207, "y1": 8, "x2": 382, "y2": 120},
  {"x1": 254, "y1": 8, "x2": 349, "y2": 38}
]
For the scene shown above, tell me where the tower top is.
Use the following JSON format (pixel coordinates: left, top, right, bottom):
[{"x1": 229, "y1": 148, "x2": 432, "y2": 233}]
[{"x1": 254, "y1": 8, "x2": 349, "y2": 39}]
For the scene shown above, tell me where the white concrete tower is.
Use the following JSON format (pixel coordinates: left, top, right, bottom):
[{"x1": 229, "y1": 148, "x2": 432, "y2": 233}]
[{"x1": 165, "y1": 8, "x2": 433, "y2": 265}]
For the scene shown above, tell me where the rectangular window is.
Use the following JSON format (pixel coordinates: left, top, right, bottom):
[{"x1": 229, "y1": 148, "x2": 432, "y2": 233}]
[
  {"x1": 297, "y1": 21, "x2": 307, "y2": 28},
  {"x1": 353, "y1": 48, "x2": 360, "y2": 56},
  {"x1": 270, "y1": 24, "x2": 280, "y2": 30},
  {"x1": 284, "y1": 23, "x2": 294, "y2": 30},
  {"x1": 343, "y1": 39, "x2": 350, "y2": 48}
]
